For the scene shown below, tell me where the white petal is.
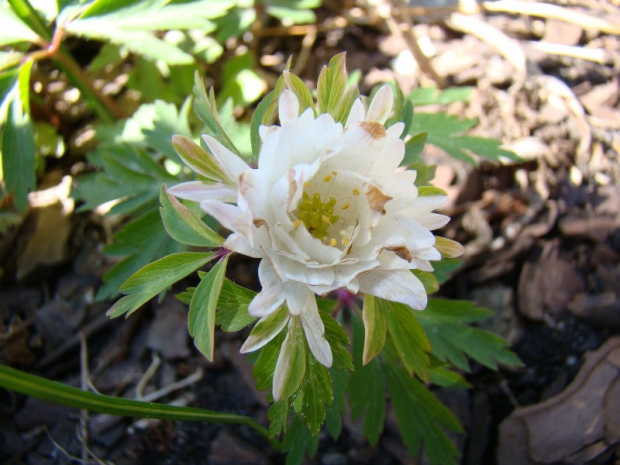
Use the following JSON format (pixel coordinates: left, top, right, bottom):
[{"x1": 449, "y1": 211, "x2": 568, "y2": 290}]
[
  {"x1": 278, "y1": 89, "x2": 299, "y2": 125},
  {"x1": 249, "y1": 260, "x2": 286, "y2": 317},
  {"x1": 416, "y1": 212, "x2": 450, "y2": 230},
  {"x1": 239, "y1": 169, "x2": 272, "y2": 223},
  {"x1": 366, "y1": 85, "x2": 393, "y2": 124},
  {"x1": 345, "y1": 98, "x2": 365, "y2": 127},
  {"x1": 202, "y1": 135, "x2": 249, "y2": 184},
  {"x1": 386, "y1": 121, "x2": 405, "y2": 138},
  {"x1": 357, "y1": 269, "x2": 427, "y2": 310},
  {"x1": 273, "y1": 253, "x2": 335, "y2": 286},
  {"x1": 200, "y1": 199, "x2": 250, "y2": 237},
  {"x1": 300, "y1": 299, "x2": 333, "y2": 367},
  {"x1": 223, "y1": 233, "x2": 263, "y2": 258},
  {"x1": 167, "y1": 181, "x2": 237, "y2": 203}
]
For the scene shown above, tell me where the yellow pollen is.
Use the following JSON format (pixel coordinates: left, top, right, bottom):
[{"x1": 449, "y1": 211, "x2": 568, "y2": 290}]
[
  {"x1": 304, "y1": 182, "x2": 310, "y2": 187},
  {"x1": 332, "y1": 171, "x2": 338, "y2": 176},
  {"x1": 293, "y1": 220, "x2": 303, "y2": 228},
  {"x1": 341, "y1": 203, "x2": 350, "y2": 210},
  {"x1": 342, "y1": 237, "x2": 349, "y2": 246},
  {"x1": 322, "y1": 215, "x2": 330, "y2": 223},
  {"x1": 329, "y1": 238, "x2": 337, "y2": 247},
  {"x1": 352, "y1": 188, "x2": 360, "y2": 196},
  {"x1": 323, "y1": 175, "x2": 332, "y2": 182}
]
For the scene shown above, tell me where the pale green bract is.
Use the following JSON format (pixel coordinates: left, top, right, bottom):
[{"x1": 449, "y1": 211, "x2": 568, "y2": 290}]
[{"x1": 169, "y1": 84, "x2": 464, "y2": 399}]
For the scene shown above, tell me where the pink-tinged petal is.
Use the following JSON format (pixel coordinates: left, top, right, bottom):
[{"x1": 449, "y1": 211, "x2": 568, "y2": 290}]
[
  {"x1": 366, "y1": 85, "x2": 393, "y2": 124},
  {"x1": 357, "y1": 269, "x2": 427, "y2": 310},
  {"x1": 249, "y1": 260, "x2": 286, "y2": 317},
  {"x1": 167, "y1": 181, "x2": 237, "y2": 203},
  {"x1": 300, "y1": 298, "x2": 333, "y2": 367},
  {"x1": 200, "y1": 199, "x2": 250, "y2": 237},
  {"x1": 278, "y1": 90, "x2": 299, "y2": 125},
  {"x1": 345, "y1": 98, "x2": 365, "y2": 127},
  {"x1": 202, "y1": 135, "x2": 249, "y2": 184}
]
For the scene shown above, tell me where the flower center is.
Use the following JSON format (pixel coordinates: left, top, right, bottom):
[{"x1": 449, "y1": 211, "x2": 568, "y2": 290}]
[{"x1": 296, "y1": 191, "x2": 339, "y2": 240}]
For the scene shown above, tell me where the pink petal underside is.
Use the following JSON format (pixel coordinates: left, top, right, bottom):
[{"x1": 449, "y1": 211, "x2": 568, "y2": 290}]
[
  {"x1": 357, "y1": 269, "x2": 427, "y2": 310},
  {"x1": 167, "y1": 181, "x2": 237, "y2": 203},
  {"x1": 202, "y1": 135, "x2": 249, "y2": 184}
]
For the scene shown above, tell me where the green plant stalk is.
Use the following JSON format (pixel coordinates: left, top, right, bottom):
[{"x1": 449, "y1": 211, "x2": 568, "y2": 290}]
[
  {"x1": 0, "y1": 364, "x2": 280, "y2": 449},
  {"x1": 7, "y1": 0, "x2": 126, "y2": 123}
]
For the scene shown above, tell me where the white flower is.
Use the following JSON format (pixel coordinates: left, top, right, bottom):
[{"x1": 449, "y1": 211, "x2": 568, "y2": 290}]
[{"x1": 169, "y1": 85, "x2": 461, "y2": 374}]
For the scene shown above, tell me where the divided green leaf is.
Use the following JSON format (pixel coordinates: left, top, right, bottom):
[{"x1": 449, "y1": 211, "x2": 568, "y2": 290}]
[{"x1": 416, "y1": 299, "x2": 523, "y2": 371}]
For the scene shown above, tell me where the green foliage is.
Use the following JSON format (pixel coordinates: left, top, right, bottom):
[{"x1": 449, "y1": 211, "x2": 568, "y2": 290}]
[
  {"x1": 416, "y1": 299, "x2": 524, "y2": 371},
  {"x1": 108, "y1": 252, "x2": 215, "y2": 318}
]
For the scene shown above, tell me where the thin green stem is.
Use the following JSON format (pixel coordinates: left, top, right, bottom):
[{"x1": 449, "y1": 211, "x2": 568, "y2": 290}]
[{"x1": 0, "y1": 364, "x2": 281, "y2": 450}]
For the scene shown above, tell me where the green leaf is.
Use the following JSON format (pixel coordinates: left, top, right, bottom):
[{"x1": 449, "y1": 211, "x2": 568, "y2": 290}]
[
  {"x1": 215, "y1": 279, "x2": 257, "y2": 331},
  {"x1": 385, "y1": 361, "x2": 462, "y2": 465},
  {"x1": 250, "y1": 75, "x2": 285, "y2": 162},
  {"x1": 1, "y1": 80, "x2": 35, "y2": 212},
  {"x1": 266, "y1": 5, "x2": 316, "y2": 24},
  {"x1": 325, "y1": 368, "x2": 347, "y2": 439},
  {"x1": 254, "y1": 330, "x2": 285, "y2": 391},
  {"x1": 160, "y1": 187, "x2": 223, "y2": 247},
  {"x1": 317, "y1": 53, "x2": 347, "y2": 117},
  {"x1": 268, "y1": 400, "x2": 289, "y2": 437},
  {"x1": 0, "y1": 364, "x2": 270, "y2": 439},
  {"x1": 348, "y1": 315, "x2": 385, "y2": 445},
  {"x1": 283, "y1": 71, "x2": 315, "y2": 114},
  {"x1": 408, "y1": 85, "x2": 473, "y2": 106},
  {"x1": 432, "y1": 258, "x2": 463, "y2": 285},
  {"x1": 409, "y1": 112, "x2": 519, "y2": 166},
  {"x1": 189, "y1": 256, "x2": 229, "y2": 360},
  {"x1": 332, "y1": 84, "x2": 359, "y2": 124},
  {"x1": 193, "y1": 73, "x2": 240, "y2": 156},
  {"x1": 297, "y1": 354, "x2": 333, "y2": 435},
  {"x1": 402, "y1": 132, "x2": 427, "y2": 166},
  {"x1": 428, "y1": 356, "x2": 471, "y2": 389},
  {"x1": 362, "y1": 294, "x2": 386, "y2": 365},
  {"x1": 416, "y1": 298, "x2": 523, "y2": 371},
  {"x1": 273, "y1": 316, "x2": 307, "y2": 401},
  {"x1": 219, "y1": 52, "x2": 265, "y2": 106},
  {"x1": 108, "y1": 252, "x2": 214, "y2": 318},
  {"x1": 384, "y1": 301, "x2": 431, "y2": 381},
  {"x1": 413, "y1": 269, "x2": 439, "y2": 294},
  {"x1": 171, "y1": 135, "x2": 226, "y2": 182},
  {"x1": 319, "y1": 311, "x2": 353, "y2": 372},
  {"x1": 242, "y1": 305, "x2": 289, "y2": 352},
  {"x1": 282, "y1": 416, "x2": 319, "y2": 465},
  {"x1": 95, "y1": 210, "x2": 181, "y2": 301},
  {"x1": 0, "y1": 4, "x2": 40, "y2": 45}
]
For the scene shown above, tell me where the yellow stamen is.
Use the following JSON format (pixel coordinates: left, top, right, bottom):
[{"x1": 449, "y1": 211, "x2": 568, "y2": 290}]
[
  {"x1": 329, "y1": 238, "x2": 337, "y2": 247},
  {"x1": 332, "y1": 170, "x2": 338, "y2": 176},
  {"x1": 342, "y1": 237, "x2": 349, "y2": 246},
  {"x1": 341, "y1": 203, "x2": 350, "y2": 210},
  {"x1": 323, "y1": 175, "x2": 332, "y2": 182},
  {"x1": 304, "y1": 181, "x2": 310, "y2": 187},
  {"x1": 293, "y1": 220, "x2": 303, "y2": 228},
  {"x1": 352, "y1": 188, "x2": 360, "y2": 196}
]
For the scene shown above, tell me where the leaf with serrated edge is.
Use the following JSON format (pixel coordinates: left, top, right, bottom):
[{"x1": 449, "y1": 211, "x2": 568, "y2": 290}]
[
  {"x1": 189, "y1": 256, "x2": 228, "y2": 360},
  {"x1": 299, "y1": 355, "x2": 333, "y2": 435},
  {"x1": 273, "y1": 317, "x2": 306, "y2": 401},
  {"x1": 216, "y1": 279, "x2": 257, "y2": 331},
  {"x1": 268, "y1": 400, "x2": 289, "y2": 438},
  {"x1": 160, "y1": 187, "x2": 223, "y2": 247},
  {"x1": 385, "y1": 360, "x2": 462, "y2": 465},
  {"x1": 384, "y1": 301, "x2": 431, "y2": 381},
  {"x1": 362, "y1": 294, "x2": 386, "y2": 365}
]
